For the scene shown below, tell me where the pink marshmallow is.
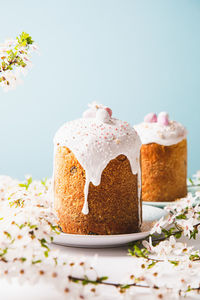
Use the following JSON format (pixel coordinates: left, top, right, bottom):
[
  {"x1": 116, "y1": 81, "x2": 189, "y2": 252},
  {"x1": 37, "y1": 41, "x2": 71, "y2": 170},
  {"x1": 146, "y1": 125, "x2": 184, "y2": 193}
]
[
  {"x1": 157, "y1": 112, "x2": 169, "y2": 126},
  {"x1": 82, "y1": 109, "x2": 96, "y2": 119},
  {"x1": 105, "y1": 107, "x2": 112, "y2": 118},
  {"x1": 144, "y1": 113, "x2": 157, "y2": 123}
]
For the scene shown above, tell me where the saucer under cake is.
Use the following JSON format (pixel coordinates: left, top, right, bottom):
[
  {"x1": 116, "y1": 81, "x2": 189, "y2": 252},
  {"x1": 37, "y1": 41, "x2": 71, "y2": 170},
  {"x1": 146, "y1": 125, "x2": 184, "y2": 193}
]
[{"x1": 53, "y1": 205, "x2": 167, "y2": 248}]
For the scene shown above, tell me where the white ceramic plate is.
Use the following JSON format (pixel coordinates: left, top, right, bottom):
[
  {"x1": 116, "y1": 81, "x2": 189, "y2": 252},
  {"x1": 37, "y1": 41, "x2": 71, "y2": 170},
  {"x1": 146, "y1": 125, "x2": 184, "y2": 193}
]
[
  {"x1": 143, "y1": 186, "x2": 200, "y2": 208},
  {"x1": 143, "y1": 201, "x2": 172, "y2": 208},
  {"x1": 53, "y1": 205, "x2": 166, "y2": 248}
]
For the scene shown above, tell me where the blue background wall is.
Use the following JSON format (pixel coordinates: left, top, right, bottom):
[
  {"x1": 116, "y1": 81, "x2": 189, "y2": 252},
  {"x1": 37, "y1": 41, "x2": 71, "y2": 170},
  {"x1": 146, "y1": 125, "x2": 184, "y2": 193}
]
[{"x1": 0, "y1": 0, "x2": 200, "y2": 179}]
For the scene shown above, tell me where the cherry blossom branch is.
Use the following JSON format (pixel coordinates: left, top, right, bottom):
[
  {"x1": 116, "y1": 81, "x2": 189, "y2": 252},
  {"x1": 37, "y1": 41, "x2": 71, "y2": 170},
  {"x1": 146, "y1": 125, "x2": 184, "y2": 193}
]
[
  {"x1": 0, "y1": 32, "x2": 38, "y2": 91},
  {"x1": 69, "y1": 274, "x2": 200, "y2": 296},
  {"x1": 69, "y1": 275, "x2": 154, "y2": 290},
  {"x1": 1, "y1": 176, "x2": 200, "y2": 298}
]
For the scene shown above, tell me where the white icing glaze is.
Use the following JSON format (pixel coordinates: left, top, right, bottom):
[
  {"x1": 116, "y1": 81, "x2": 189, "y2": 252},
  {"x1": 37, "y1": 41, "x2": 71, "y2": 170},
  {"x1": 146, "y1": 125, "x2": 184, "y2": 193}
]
[
  {"x1": 134, "y1": 120, "x2": 187, "y2": 146},
  {"x1": 54, "y1": 116, "x2": 141, "y2": 220}
]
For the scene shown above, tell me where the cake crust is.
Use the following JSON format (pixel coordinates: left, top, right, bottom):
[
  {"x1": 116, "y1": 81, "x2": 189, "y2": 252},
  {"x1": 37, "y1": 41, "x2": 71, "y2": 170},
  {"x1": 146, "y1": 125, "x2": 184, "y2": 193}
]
[
  {"x1": 54, "y1": 146, "x2": 140, "y2": 235},
  {"x1": 141, "y1": 139, "x2": 187, "y2": 202}
]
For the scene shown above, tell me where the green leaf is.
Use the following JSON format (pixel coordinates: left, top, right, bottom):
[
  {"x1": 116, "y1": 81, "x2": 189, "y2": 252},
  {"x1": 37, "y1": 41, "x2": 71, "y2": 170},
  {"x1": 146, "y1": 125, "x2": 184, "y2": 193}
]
[
  {"x1": 20, "y1": 257, "x2": 27, "y2": 262},
  {"x1": 53, "y1": 257, "x2": 58, "y2": 266},
  {"x1": 176, "y1": 214, "x2": 187, "y2": 220},
  {"x1": 44, "y1": 250, "x2": 49, "y2": 257},
  {"x1": 27, "y1": 222, "x2": 38, "y2": 229},
  {"x1": 17, "y1": 32, "x2": 34, "y2": 46},
  {"x1": 98, "y1": 276, "x2": 108, "y2": 282},
  {"x1": 169, "y1": 260, "x2": 179, "y2": 266},
  {"x1": 50, "y1": 224, "x2": 60, "y2": 234},
  {"x1": 189, "y1": 253, "x2": 200, "y2": 261},
  {"x1": 120, "y1": 284, "x2": 131, "y2": 290},
  {"x1": 41, "y1": 178, "x2": 47, "y2": 186},
  {"x1": 19, "y1": 223, "x2": 26, "y2": 229},
  {"x1": 188, "y1": 178, "x2": 194, "y2": 186},
  {"x1": 129, "y1": 245, "x2": 148, "y2": 258},
  {"x1": 161, "y1": 227, "x2": 177, "y2": 238},
  {"x1": 186, "y1": 285, "x2": 191, "y2": 292},
  {"x1": 32, "y1": 259, "x2": 42, "y2": 264},
  {"x1": 147, "y1": 261, "x2": 157, "y2": 269},
  {"x1": 4, "y1": 231, "x2": 12, "y2": 240},
  {"x1": 71, "y1": 278, "x2": 79, "y2": 283},
  {"x1": 174, "y1": 231, "x2": 182, "y2": 239},
  {"x1": 0, "y1": 248, "x2": 8, "y2": 257},
  {"x1": 19, "y1": 177, "x2": 32, "y2": 190},
  {"x1": 190, "y1": 228, "x2": 198, "y2": 240},
  {"x1": 82, "y1": 276, "x2": 90, "y2": 286},
  {"x1": 9, "y1": 198, "x2": 25, "y2": 208},
  {"x1": 39, "y1": 238, "x2": 49, "y2": 250}
]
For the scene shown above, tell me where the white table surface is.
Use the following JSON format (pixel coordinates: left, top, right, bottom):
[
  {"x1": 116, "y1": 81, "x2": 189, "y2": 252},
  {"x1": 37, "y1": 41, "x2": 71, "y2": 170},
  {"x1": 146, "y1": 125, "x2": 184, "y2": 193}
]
[{"x1": 1, "y1": 237, "x2": 200, "y2": 300}]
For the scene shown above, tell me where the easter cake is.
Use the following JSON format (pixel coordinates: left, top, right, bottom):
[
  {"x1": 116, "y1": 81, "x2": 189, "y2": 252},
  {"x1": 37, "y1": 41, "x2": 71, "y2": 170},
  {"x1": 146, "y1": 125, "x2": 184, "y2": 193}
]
[
  {"x1": 53, "y1": 103, "x2": 142, "y2": 235},
  {"x1": 134, "y1": 112, "x2": 187, "y2": 203}
]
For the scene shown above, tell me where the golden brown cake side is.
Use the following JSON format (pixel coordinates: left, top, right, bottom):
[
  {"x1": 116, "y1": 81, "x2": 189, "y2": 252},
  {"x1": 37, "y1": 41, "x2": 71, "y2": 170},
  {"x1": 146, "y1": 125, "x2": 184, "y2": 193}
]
[
  {"x1": 54, "y1": 146, "x2": 140, "y2": 235},
  {"x1": 141, "y1": 139, "x2": 187, "y2": 202}
]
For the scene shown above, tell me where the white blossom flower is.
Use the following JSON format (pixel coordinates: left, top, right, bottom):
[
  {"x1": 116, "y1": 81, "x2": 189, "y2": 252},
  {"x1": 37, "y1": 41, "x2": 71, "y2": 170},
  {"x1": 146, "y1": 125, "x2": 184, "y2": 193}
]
[
  {"x1": 150, "y1": 217, "x2": 167, "y2": 234},
  {"x1": 0, "y1": 70, "x2": 23, "y2": 91},
  {"x1": 142, "y1": 236, "x2": 154, "y2": 252}
]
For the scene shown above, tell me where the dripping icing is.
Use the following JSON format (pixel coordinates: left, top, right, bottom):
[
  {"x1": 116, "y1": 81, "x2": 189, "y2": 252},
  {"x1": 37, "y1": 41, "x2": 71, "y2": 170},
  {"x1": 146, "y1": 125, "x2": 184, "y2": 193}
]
[
  {"x1": 134, "y1": 112, "x2": 187, "y2": 146},
  {"x1": 54, "y1": 105, "x2": 141, "y2": 220}
]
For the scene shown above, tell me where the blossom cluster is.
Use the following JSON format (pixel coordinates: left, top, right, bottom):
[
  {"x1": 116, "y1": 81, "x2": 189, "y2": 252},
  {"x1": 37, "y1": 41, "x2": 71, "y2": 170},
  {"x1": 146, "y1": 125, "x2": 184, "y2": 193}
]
[
  {"x1": 126, "y1": 236, "x2": 200, "y2": 299},
  {"x1": 150, "y1": 192, "x2": 200, "y2": 238},
  {"x1": 0, "y1": 175, "x2": 100, "y2": 298},
  {"x1": 125, "y1": 186, "x2": 200, "y2": 299},
  {"x1": 1, "y1": 174, "x2": 200, "y2": 299},
  {"x1": 0, "y1": 32, "x2": 38, "y2": 91}
]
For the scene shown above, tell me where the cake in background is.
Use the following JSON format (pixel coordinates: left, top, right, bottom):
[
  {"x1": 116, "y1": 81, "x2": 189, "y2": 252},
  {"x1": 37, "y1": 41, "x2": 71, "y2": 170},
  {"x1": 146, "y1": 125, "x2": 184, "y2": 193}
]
[
  {"x1": 134, "y1": 112, "x2": 187, "y2": 203},
  {"x1": 53, "y1": 103, "x2": 142, "y2": 235}
]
